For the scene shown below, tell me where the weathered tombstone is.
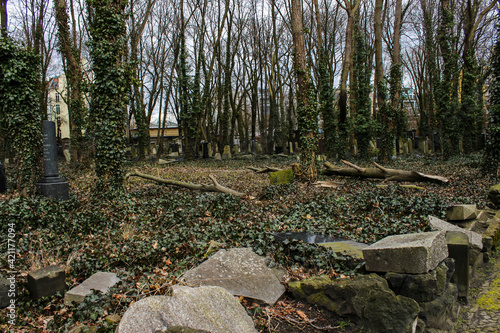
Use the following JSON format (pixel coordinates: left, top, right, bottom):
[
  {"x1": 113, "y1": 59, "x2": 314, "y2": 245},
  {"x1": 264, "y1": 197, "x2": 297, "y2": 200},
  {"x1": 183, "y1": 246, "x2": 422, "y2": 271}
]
[
  {"x1": 27, "y1": 265, "x2": 65, "y2": 299},
  {"x1": 36, "y1": 121, "x2": 69, "y2": 200},
  {"x1": 255, "y1": 143, "x2": 263, "y2": 154},
  {"x1": 289, "y1": 142, "x2": 294, "y2": 154},
  {"x1": 232, "y1": 144, "x2": 240, "y2": 156},
  {"x1": 407, "y1": 138, "x2": 413, "y2": 154},
  {"x1": 214, "y1": 153, "x2": 222, "y2": 161},
  {"x1": 222, "y1": 145, "x2": 231, "y2": 159},
  {"x1": 63, "y1": 149, "x2": 71, "y2": 162},
  {"x1": 207, "y1": 143, "x2": 212, "y2": 157},
  {"x1": 445, "y1": 231, "x2": 469, "y2": 299},
  {"x1": 65, "y1": 272, "x2": 120, "y2": 305},
  {"x1": 0, "y1": 162, "x2": 6, "y2": 193},
  {"x1": 202, "y1": 142, "x2": 209, "y2": 159},
  {"x1": 363, "y1": 231, "x2": 448, "y2": 274}
]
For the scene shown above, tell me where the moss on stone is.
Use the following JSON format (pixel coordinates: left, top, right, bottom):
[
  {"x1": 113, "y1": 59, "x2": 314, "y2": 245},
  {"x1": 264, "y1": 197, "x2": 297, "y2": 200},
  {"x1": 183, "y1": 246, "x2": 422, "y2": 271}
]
[
  {"x1": 269, "y1": 169, "x2": 294, "y2": 185},
  {"x1": 477, "y1": 259, "x2": 500, "y2": 311}
]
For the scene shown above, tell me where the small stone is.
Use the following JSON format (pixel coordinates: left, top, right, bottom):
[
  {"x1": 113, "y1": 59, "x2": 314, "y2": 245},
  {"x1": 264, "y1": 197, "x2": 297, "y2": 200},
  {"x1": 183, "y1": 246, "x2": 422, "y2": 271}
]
[
  {"x1": 488, "y1": 183, "x2": 500, "y2": 207},
  {"x1": 27, "y1": 265, "x2": 65, "y2": 299},
  {"x1": 105, "y1": 314, "x2": 121, "y2": 325},
  {"x1": 269, "y1": 169, "x2": 294, "y2": 185}
]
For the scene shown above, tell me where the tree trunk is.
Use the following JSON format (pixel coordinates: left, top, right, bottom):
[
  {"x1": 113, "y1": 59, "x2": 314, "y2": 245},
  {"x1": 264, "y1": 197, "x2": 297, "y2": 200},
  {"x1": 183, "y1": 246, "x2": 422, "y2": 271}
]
[
  {"x1": 323, "y1": 160, "x2": 449, "y2": 183},
  {"x1": 0, "y1": 0, "x2": 7, "y2": 36},
  {"x1": 373, "y1": 0, "x2": 384, "y2": 116},
  {"x1": 291, "y1": 0, "x2": 318, "y2": 183}
]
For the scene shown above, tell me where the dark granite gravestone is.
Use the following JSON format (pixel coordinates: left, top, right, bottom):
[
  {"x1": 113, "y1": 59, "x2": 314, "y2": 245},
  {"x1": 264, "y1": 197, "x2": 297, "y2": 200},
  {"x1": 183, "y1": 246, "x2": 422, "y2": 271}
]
[
  {"x1": 0, "y1": 162, "x2": 6, "y2": 193},
  {"x1": 202, "y1": 142, "x2": 209, "y2": 159},
  {"x1": 36, "y1": 121, "x2": 69, "y2": 200}
]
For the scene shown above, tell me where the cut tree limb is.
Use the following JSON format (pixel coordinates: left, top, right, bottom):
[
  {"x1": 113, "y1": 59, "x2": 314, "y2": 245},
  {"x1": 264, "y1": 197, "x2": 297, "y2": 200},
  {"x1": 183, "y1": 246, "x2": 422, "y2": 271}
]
[
  {"x1": 247, "y1": 166, "x2": 283, "y2": 173},
  {"x1": 322, "y1": 160, "x2": 449, "y2": 183},
  {"x1": 126, "y1": 171, "x2": 250, "y2": 198}
]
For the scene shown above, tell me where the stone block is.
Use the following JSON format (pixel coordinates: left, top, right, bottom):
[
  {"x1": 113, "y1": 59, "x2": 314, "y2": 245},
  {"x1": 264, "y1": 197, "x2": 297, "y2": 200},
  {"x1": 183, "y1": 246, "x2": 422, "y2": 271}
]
[
  {"x1": 117, "y1": 286, "x2": 257, "y2": 333},
  {"x1": 222, "y1": 145, "x2": 231, "y2": 159},
  {"x1": 65, "y1": 272, "x2": 120, "y2": 305},
  {"x1": 27, "y1": 265, "x2": 65, "y2": 299},
  {"x1": 488, "y1": 183, "x2": 500, "y2": 207},
  {"x1": 428, "y1": 215, "x2": 482, "y2": 265},
  {"x1": 445, "y1": 231, "x2": 469, "y2": 299},
  {"x1": 320, "y1": 240, "x2": 368, "y2": 259},
  {"x1": 418, "y1": 283, "x2": 459, "y2": 331},
  {"x1": 362, "y1": 231, "x2": 448, "y2": 274},
  {"x1": 0, "y1": 277, "x2": 15, "y2": 308},
  {"x1": 446, "y1": 204, "x2": 477, "y2": 221},
  {"x1": 269, "y1": 169, "x2": 294, "y2": 185}
]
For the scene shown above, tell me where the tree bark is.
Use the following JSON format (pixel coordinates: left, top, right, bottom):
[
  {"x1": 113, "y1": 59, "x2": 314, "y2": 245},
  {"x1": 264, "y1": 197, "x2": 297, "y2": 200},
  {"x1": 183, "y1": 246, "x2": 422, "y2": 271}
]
[
  {"x1": 374, "y1": 0, "x2": 384, "y2": 117},
  {"x1": 126, "y1": 171, "x2": 249, "y2": 198},
  {"x1": 0, "y1": 0, "x2": 7, "y2": 36},
  {"x1": 322, "y1": 160, "x2": 449, "y2": 183}
]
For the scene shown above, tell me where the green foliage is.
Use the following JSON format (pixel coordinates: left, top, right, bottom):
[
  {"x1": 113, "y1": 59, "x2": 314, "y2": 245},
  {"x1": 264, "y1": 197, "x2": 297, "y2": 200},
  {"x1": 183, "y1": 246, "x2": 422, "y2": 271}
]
[
  {"x1": 87, "y1": 0, "x2": 131, "y2": 192},
  {"x1": 483, "y1": 15, "x2": 500, "y2": 174},
  {"x1": 0, "y1": 35, "x2": 42, "y2": 192}
]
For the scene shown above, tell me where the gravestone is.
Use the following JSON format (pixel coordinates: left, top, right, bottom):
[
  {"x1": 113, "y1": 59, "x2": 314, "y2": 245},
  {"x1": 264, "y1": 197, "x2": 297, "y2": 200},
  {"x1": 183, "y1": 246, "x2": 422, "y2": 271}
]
[
  {"x1": 63, "y1": 149, "x2": 71, "y2": 162},
  {"x1": 65, "y1": 272, "x2": 120, "y2": 305},
  {"x1": 289, "y1": 142, "x2": 294, "y2": 154},
  {"x1": 222, "y1": 145, "x2": 231, "y2": 159},
  {"x1": 202, "y1": 142, "x2": 209, "y2": 159},
  {"x1": 255, "y1": 143, "x2": 263, "y2": 154},
  {"x1": 35, "y1": 121, "x2": 69, "y2": 200},
  {"x1": 0, "y1": 162, "x2": 6, "y2": 193},
  {"x1": 363, "y1": 231, "x2": 448, "y2": 274},
  {"x1": 27, "y1": 265, "x2": 65, "y2": 299},
  {"x1": 445, "y1": 231, "x2": 469, "y2": 298},
  {"x1": 214, "y1": 152, "x2": 222, "y2": 161}
]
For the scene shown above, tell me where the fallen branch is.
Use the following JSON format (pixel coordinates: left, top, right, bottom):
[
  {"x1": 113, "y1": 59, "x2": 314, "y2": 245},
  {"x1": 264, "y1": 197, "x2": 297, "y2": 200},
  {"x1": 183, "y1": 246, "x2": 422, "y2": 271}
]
[
  {"x1": 247, "y1": 166, "x2": 283, "y2": 174},
  {"x1": 126, "y1": 171, "x2": 250, "y2": 198},
  {"x1": 322, "y1": 160, "x2": 449, "y2": 183}
]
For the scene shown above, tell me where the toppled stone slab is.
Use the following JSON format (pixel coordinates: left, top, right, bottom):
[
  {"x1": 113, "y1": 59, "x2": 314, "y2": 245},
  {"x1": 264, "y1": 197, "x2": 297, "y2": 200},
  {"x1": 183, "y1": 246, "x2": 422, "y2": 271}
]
[
  {"x1": 288, "y1": 274, "x2": 419, "y2": 333},
  {"x1": 429, "y1": 215, "x2": 483, "y2": 265},
  {"x1": 0, "y1": 277, "x2": 15, "y2": 308},
  {"x1": 182, "y1": 248, "x2": 285, "y2": 305},
  {"x1": 117, "y1": 285, "x2": 257, "y2": 333},
  {"x1": 446, "y1": 231, "x2": 469, "y2": 298},
  {"x1": 362, "y1": 231, "x2": 448, "y2": 274},
  {"x1": 27, "y1": 265, "x2": 65, "y2": 299},
  {"x1": 446, "y1": 204, "x2": 477, "y2": 221},
  {"x1": 65, "y1": 272, "x2": 120, "y2": 305},
  {"x1": 320, "y1": 240, "x2": 368, "y2": 259}
]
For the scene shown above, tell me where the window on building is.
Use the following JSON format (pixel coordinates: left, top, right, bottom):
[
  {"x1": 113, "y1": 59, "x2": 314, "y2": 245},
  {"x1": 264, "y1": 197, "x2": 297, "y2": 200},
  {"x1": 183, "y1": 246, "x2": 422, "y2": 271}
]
[
  {"x1": 55, "y1": 93, "x2": 60, "y2": 102},
  {"x1": 56, "y1": 105, "x2": 60, "y2": 115}
]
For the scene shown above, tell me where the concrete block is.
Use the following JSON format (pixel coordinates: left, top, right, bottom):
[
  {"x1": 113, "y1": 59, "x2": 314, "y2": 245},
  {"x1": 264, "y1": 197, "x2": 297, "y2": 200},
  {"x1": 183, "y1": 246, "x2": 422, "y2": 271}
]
[
  {"x1": 65, "y1": 272, "x2": 120, "y2": 305},
  {"x1": 363, "y1": 231, "x2": 448, "y2": 274},
  {"x1": 27, "y1": 265, "x2": 65, "y2": 299}
]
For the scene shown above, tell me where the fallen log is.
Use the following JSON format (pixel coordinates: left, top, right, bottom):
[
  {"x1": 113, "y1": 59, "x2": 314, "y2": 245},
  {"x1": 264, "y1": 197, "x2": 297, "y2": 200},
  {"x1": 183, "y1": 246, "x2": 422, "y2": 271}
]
[
  {"x1": 247, "y1": 166, "x2": 283, "y2": 173},
  {"x1": 126, "y1": 171, "x2": 251, "y2": 198},
  {"x1": 322, "y1": 160, "x2": 449, "y2": 183}
]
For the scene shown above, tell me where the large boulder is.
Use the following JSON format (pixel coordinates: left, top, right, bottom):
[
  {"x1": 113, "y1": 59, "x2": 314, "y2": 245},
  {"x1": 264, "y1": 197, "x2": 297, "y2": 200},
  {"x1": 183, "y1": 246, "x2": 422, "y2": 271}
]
[
  {"x1": 418, "y1": 283, "x2": 460, "y2": 331},
  {"x1": 117, "y1": 285, "x2": 257, "y2": 333},
  {"x1": 289, "y1": 274, "x2": 419, "y2": 333},
  {"x1": 182, "y1": 248, "x2": 285, "y2": 305},
  {"x1": 488, "y1": 183, "x2": 500, "y2": 207},
  {"x1": 362, "y1": 231, "x2": 448, "y2": 274}
]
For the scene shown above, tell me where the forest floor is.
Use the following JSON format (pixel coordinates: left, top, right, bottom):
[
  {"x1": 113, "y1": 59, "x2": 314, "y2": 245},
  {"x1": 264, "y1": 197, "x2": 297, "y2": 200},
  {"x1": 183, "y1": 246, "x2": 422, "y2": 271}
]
[{"x1": 0, "y1": 154, "x2": 498, "y2": 332}]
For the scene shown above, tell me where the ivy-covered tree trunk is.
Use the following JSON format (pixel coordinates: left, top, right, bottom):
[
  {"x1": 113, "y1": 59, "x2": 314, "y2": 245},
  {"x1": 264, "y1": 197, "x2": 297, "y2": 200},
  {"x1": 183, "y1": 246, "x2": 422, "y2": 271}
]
[
  {"x1": 87, "y1": 0, "x2": 130, "y2": 192},
  {"x1": 0, "y1": 36, "x2": 43, "y2": 193},
  {"x1": 482, "y1": 12, "x2": 500, "y2": 174},
  {"x1": 291, "y1": 0, "x2": 318, "y2": 183},
  {"x1": 54, "y1": 0, "x2": 87, "y2": 163},
  {"x1": 436, "y1": 0, "x2": 460, "y2": 158},
  {"x1": 352, "y1": 19, "x2": 372, "y2": 159}
]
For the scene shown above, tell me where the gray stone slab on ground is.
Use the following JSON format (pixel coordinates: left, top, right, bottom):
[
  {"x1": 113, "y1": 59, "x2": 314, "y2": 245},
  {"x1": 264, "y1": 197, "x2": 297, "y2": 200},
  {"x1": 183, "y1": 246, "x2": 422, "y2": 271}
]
[
  {"x1": 429, "y1": 215, "x2": 483, "y2": 265},
  {"x1": 182, "y1": 248, "x2": 285, "y2": 305},
  {"x1": 320, "y1": 240, "x2": 368, "y2": 259},
  {"x1": 65, "y1": 272, "x2": 120, "y2": 305},
  {"x1": 446, "y1": 204, "x2": 477, "y2": 221},
  {"x1": 363, "y1": 231, "x2": 448, "y2": 274},
  {"x1": 117, "y1": 285, "x2": 257, "y2": 333},
  {"x1": 27, "y1": 265, "x2": 65, "y2": 299}
]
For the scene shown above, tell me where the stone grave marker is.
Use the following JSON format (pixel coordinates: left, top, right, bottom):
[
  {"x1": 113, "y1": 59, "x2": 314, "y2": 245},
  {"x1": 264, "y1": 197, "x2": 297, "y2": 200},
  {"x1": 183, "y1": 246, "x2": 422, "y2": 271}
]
[
  {"x1": 118, "y1": 285, "x2": 257, "y2": 333},
  {"x1": 63, "y1": 149, "x2": 71, "y2": 162},
  {"x1": 182, "y1": 248, "x2": 285, "y2": 305},
  {"x1": 0, "y1": 162, "x2": 6, "y2": 193},
  {"x1": 222, "y1": 145, "x2": 232, "y2": 159},
  {"x1": 65, "y1": 272, "x2": 120, "y2": 305},
  {"x1": 27, "y1": 265, "x2": 65, "y2": 299},
  {"x1": 363, "y1": 231, "x2": 448, "y2": 274},
  {"x1": 446, "y1": 204, "x2": 477, "y2": 221},
  {"x1": 35, "y1": 120, "x2": 69, "y2": 200}
]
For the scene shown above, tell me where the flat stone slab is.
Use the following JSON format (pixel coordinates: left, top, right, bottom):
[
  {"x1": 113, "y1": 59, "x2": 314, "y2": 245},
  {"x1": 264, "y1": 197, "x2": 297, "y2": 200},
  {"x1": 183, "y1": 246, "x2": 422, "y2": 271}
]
[
  {"x1": 27, "y1": 265, "x2": 65, "y2": 299},
  {"x1": 320, "y1": 240, "x2": 368, "y2": 259},
  {"x1": 362, "y1": 231, "x2": 448, "y2": 274},
  {"x1": 117, "y1": 285, "x2": 257, "y2": 333},
  {"x1": 65, "y1": 272, "x2": 120, "y2": 305},
  {"x1": 429, "y1": 215, "x2": 483, "y2": 252},
  {"x1": 182, "y1": 248, "x2": 285, "y2": 305},
  {"x1": 446, "y1": 205, "x2": 477, "y2": 221}
]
